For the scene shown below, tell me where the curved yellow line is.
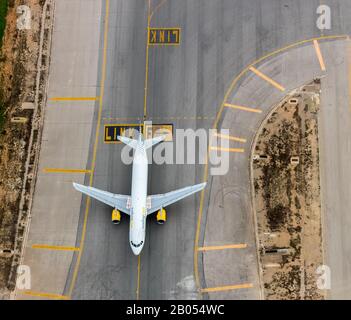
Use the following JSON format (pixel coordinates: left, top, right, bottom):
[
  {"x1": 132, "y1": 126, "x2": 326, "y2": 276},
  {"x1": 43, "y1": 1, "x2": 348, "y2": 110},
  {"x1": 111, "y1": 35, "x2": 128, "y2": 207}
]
[{"x1": 193, "y1": 34, "x2": 348, "y2": 296}]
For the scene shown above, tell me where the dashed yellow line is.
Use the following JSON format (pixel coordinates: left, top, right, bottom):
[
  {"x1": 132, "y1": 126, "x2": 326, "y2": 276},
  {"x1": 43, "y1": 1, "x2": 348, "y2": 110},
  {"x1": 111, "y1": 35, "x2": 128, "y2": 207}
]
[
  {"x1": 23, "y1": 291, "x2": 70, "y2": 300},
  {"x1": 249, "y1": 66, "x2": 286, "y2": 92},
  {"x1": 201, "y1": 283, "x2": 253, "y2": 293},
  {"x1": 224, "y1": 103, "x2": 262, "y2": 113},
  {"x1": 31, "y1": 244, "x2": 80, "y2": 251},
  {"x1": 49, "y1": 97, "x2": 100, "y2": 101},
  {"x1": 210, "y1": 146, "x2": 244, "y2": 153},
  {"x1": 214, "y1": 132, "x2": 246, "y2": 143},
  {"x1": 313, "y1": 39, "x2": 326, "y2": 71},
  {"x1": 198, "y1": 244, "x2": 247, "y2": 251},
  {"x1": 43, "y1": 168, "x2": 92, "y2": 174}
]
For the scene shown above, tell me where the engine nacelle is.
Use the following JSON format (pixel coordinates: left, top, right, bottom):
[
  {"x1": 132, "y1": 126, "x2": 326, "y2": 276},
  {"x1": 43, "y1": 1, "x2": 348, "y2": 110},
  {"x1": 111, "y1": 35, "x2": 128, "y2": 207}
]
[
  {"x1": 156, "y1": 208, "x2": 166, "y2": 224},
  {"x1": 112, "y1": 209, "x2": 121, "y2": 224}
]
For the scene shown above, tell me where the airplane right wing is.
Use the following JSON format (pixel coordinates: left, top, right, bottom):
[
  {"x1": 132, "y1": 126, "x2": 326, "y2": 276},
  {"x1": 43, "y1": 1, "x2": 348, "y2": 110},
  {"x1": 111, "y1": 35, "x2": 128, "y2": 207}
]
[
  {"x1": 73, "y1": 183, "x2": 131, "y2": 214},
  {"x1": 147, "y1": 182, "x2": 206, "y2": 215}
]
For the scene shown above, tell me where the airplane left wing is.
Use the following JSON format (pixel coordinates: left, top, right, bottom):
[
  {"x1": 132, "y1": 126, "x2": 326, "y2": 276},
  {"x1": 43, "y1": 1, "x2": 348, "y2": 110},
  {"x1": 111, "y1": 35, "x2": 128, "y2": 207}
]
[
  {"x1": 73, "y1": 183, "x2": 130, "y2": 214},
  {"x1": 147, "y1": 182, "x2": 206, "y2": 215}
]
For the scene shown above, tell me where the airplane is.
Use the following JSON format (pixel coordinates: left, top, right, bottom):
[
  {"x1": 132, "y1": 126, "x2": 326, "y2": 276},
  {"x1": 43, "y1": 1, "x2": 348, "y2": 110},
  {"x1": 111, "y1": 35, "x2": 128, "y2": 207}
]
[{"x1": 73, "y1": 132, "x2": 206, "y2": 255}]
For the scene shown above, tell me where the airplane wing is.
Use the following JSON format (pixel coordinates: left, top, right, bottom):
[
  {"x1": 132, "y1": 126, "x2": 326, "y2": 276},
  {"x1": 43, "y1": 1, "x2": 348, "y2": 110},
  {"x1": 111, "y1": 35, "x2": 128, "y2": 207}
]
[
  {"x1": 147, "y1": 182, "x2": 206, "y2": 215},
  {"x1": 73, "y1": 183, "x2": 130, "y2": 215}
]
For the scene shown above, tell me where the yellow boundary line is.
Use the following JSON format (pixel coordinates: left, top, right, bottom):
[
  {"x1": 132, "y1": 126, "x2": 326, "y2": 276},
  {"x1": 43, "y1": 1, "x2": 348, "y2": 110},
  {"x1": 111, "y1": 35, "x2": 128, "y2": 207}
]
[
  {"x1": 198, "y1": 244, "x2": 247, "y2": 251},
  {"x1": 67, "y1": 0, "x2": 110, "y2": 298},
  {"x1": 193, "y1": 34, "x2": 348, "y2": 296},
  {"x1": 201, "y1": 283, "x2": 253, "y2": 293},
  {"x1": 224, "y1": 103, "x2": 262, "y2": 113},
  {"x1": 43, "y1": 168, "x2": 92, "y2": 174},
  {"x1": 49, "y1": 97, "x2": 100, "y2": 101},
  {"x1": 249, "y1": 66, "x2": 286, "y2": 91},
  {"x1": 32, "y1": 245, "x2": 80, "y2": 251},
  {"x1": 213, "y1": 133, "x2": 246, "y2": 143},
  {"x1": 23, "y1": 291, "x2": 70, "y2": 300},
  {"x1": 313, "y1": 39, "x2": 326, "y2": 71}
]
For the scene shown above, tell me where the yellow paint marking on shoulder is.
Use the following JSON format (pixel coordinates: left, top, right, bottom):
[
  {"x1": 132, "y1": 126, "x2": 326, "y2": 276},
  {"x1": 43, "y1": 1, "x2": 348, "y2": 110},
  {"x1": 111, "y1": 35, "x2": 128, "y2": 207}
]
[
  {"x1": 224, "y1": 103, "x2": 262, "y2": 113},
  {"x1": 213, "y1": 132, "x2": 247, "y2": 143},
  {"x1": 23, "y1": 291, "x2": 70, "y2": 300},
  {"x1": 49, "y1": 97, "x2": 100, "y2": 101},
  {"x1": 194, "y1": 35, "x2": 348, "y2": 297},
  {"x1": 31, "y1": 244, "x2": 80, "y2": 251},
  {"x1": 201, "y1": 283, "x2": 253, "y2": 293},
  {"x1": 43, "y1": 168, "x2": 92, "y2": 174},
  {"x1": 313, "y1": 39, "x2": 326, "y2": 71},
  {"x1": 249, "y1": 66, "x2": 286, "y2": 92},
  {"x1": 67, "y1": 0, "x2": 110, "y2": 299},
  {"x1": 198, "y1": 244, "x2": 247, "y2": 251},
  {"x1": 210, "y1": 146, "x2": 244, "y2": 153}
]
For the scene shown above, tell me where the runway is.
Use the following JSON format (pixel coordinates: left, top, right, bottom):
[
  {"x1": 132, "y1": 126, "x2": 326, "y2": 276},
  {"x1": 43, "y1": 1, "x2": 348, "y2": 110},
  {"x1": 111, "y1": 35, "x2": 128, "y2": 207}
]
[{"x1": 15, "y1": 0, "x2": 351, "y2": 300}]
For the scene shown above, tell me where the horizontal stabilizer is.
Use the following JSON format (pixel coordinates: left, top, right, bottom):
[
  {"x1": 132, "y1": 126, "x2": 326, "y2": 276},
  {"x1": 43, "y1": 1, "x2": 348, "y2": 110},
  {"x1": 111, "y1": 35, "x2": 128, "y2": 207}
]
[
  {"x1": 117, "y1": 135, "x2": 139, "y2": 149},
  {"x1": 144, "y1": 135, "x2": 167, "y2": 149}
]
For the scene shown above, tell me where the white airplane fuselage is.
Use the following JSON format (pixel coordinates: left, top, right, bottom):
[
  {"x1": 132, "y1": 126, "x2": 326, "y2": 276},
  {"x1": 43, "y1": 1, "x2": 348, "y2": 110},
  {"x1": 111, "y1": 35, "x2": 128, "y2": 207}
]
[{"x1": 129, "y1": 143, "x2": 148, "y2": 255}]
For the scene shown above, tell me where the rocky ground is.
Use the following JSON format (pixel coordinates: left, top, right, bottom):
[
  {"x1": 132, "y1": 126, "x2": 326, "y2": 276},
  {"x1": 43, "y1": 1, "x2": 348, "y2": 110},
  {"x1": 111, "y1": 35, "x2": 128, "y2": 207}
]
[
  {"x1": 0, "y1": 0, "x2": 51, "y2": 298},
  {"x1": 253, "y1": 80, "x2": 324, "y2": 300}
]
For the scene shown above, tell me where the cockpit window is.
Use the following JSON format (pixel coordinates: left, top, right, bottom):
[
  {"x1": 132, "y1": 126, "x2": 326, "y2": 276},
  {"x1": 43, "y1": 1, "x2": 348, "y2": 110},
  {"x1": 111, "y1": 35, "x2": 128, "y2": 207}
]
[{"x1": 131, "y1": 241, "x2": 144, "y2": 248}]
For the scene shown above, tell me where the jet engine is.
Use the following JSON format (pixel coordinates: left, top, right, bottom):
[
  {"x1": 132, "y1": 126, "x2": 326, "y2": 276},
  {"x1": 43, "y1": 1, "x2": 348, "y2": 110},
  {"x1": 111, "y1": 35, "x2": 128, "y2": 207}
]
[
  {"x1": 112, "y1": 209, "x2": 121, "y2": 224},
  {"x1": 156, "y1": 208, "x2": 166, "y2": 224}
]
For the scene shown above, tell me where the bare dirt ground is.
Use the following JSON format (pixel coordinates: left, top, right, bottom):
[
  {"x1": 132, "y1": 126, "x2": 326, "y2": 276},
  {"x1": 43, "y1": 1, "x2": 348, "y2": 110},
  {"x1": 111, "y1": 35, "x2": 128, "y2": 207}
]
[
  {"x1": 253, "y1": 80, "x2": 324, "y2": 300},
  {"x1": 0, "y1": 0, "x2": 51, "y2": 298}
]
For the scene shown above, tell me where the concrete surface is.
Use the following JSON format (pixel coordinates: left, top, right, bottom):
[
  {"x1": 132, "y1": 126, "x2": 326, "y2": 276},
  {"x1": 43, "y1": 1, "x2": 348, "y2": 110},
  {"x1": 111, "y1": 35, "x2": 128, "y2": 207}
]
[{"x1": 15, "y1": 0, "x2": 351, "y2": 300}]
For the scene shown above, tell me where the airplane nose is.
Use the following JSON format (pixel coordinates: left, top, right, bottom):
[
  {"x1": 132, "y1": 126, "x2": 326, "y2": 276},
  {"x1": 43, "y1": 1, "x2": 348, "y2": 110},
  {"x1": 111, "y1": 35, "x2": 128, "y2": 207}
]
[
  {"x1": 130, "y1": 240, "x2": 144, "y2": 255},
  {"x1": 131, "y1": 245, "x2": 143, "y2": 256}
]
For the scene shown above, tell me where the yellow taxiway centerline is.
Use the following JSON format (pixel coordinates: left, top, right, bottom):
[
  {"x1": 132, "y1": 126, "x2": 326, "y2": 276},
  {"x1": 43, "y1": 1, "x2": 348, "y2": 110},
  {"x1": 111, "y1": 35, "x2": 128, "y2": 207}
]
[
  {"x1": 43, "y1": 168, "x2": 92, "y2": 174},
  {"x1": 201, "y1": 283, "x2": 253, "y2": 293},
  {"x1": 210, "y1": 146, "x2": 245, "y2": 153},
  {"x1": 49, "y1": 97, "x2": 100, "y2": 101},
  {"x1": 249, "y1": 66, "x2": 286, "y2": 92},
  {"x1": 136, "y1": 255, "x2": 141, "y2": 300},
  {"x1": 213, "y1": 132, "x2": 247, "y2": 143},
  {"x1": 23, "y1": 291, "x2": 70, "y2": 300},
  {"x1": 198, "y1": 244, "x2": 247, "y2": 251},
  {"x1": 31, "y1": 244, "x2": 80, "y2": 251},
  {"x1": 224, "y1": 103, "x2": 262, "y2": 113},
  {"x1": 143, "y1": 0, "x2": 151, "y2": 119},
  {"x1": 313, "y1": 39, "x2": 326, "y2": 71},
  {"x1": 67, "y1": 0, "x2": 110, "y2": 298}
]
